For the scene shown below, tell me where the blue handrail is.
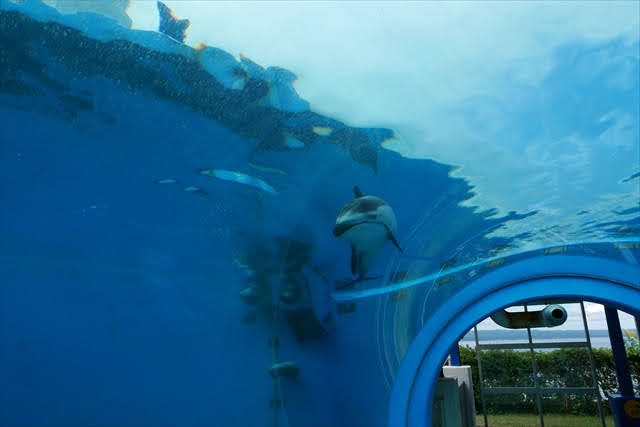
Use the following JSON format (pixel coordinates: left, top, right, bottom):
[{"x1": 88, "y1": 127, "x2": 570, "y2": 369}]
[{"x1": 333, "y1": 238, "x2": 639, "y2": 303}]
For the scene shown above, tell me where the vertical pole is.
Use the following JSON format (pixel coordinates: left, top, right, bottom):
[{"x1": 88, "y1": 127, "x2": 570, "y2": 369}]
[
  {"x1": 474, "y1": 326, "x2": 488, "y2": 427},
  {"x1": 450, "y1": 343, "x2": 461, "y2": 366},
  {"x1": 581, "y1": 302, "x2": 606, "y2": 427},
  {"x1": 604, "y1": 307, "x2": 634, "y2": 396},
  {"x1": 270, "y1": 277, "x2": 282, "y2": 427},
  {"x1": 525, "y1": 305, "x2": 544, "y2": 427},
  {"x1": 270, "y1": 305, "x2": 280, "y2": 427}
]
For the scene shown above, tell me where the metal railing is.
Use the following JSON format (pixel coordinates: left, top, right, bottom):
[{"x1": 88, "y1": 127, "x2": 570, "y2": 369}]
[{"x1": 475, "y1": 301, "x2": 605, "y2": 427}]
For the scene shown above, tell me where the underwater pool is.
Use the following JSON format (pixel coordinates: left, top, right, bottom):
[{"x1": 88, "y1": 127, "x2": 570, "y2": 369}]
[{"x1": 0, "y1": 1, "x2": 638, "y2": 426}]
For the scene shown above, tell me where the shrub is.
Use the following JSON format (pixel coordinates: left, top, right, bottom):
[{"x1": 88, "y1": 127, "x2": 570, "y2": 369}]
[{"x1": 459, "y1": 340, "x2": 639, "y2": 416}]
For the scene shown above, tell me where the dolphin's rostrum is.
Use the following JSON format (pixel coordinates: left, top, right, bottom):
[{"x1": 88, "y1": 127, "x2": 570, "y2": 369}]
[{"x1": 333, "y1": 186, "x2": 402, "y2": 279}]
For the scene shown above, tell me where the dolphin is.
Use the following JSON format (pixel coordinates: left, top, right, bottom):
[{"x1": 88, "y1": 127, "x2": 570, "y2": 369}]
[{"x1": 333, "y1": 186, "x2": 403, "y2": 279}]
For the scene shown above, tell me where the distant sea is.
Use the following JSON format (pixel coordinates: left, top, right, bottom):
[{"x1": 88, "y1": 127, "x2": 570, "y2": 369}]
[{"x1": 458, "y1": 329, "x2": 638, "y2": 350}]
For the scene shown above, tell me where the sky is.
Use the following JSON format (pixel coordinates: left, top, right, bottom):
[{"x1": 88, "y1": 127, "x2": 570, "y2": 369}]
[{"x1": 122, "y1": 1, "x2": 640, "y2": 329}]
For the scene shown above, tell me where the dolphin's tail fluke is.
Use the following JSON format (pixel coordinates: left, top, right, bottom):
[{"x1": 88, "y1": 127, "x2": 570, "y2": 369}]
[
  {"x1": 351, "y1": 246, "x2": 383, "y2": 278},
  {"x1": 350, "y1": 245, "x2": 359, "y2": 276}
]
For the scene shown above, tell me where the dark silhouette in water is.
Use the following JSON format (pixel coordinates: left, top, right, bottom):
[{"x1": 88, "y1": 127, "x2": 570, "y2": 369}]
[
  {"x1": 334, "y1": 186, "x2": 402, "y2": 279},
  {"x1": 237, "y1": 232, "x2": 329, "y2": 342}
]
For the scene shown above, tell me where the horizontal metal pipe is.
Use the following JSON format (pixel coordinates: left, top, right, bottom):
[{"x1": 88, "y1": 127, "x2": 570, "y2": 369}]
[{"x1": 490, "y1": 304, "x2": 567, "y2": 329}]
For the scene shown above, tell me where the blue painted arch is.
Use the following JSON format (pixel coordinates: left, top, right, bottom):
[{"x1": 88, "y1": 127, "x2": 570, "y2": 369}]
[{"x1": 387, "y1": 255, "x2": 640, "y2": 427}]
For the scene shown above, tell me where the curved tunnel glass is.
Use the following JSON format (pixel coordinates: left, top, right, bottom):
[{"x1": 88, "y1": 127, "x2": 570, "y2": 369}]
[
  {"x1": 0, "y1": 2, "x2": 638, "y2": 427},
  {"x1": 382, "y1": 246, "x2": 640, "y2": 426}
]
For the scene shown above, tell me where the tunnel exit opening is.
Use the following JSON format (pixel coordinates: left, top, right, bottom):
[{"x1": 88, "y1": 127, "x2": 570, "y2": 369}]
[{"x1": 388, "y1": 255, "x2": 640, "y2": 427}]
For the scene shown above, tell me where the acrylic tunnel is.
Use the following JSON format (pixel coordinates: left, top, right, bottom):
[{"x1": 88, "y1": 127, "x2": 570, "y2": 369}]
[{"x1": 0, "y1": 2, "x2": 639, "y2": 427}]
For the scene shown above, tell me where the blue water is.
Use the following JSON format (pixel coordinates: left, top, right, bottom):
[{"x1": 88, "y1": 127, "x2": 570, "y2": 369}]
[{"x1": 0, "y1": 2, "x2": 638, "y2": 427}]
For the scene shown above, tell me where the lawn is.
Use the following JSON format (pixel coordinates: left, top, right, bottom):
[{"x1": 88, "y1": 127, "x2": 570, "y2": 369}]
[{"x1": 476, "y1": 413, "x2": 614, "y2": 427}]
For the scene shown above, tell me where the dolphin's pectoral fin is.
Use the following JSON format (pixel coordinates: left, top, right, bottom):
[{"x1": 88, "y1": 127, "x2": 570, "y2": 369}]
[
  {"x1": 389, "y1": 233, "x2": 403, "y2": 252},
  {"x1": 353, "y1": 186, "x2": 364, "y2": 198},
  {"x1": 350, "y1": 245, "x2": 358, "y2": 276},
  {"x1": 385, "y1": 226, "x2": 403, "y2": 252}
]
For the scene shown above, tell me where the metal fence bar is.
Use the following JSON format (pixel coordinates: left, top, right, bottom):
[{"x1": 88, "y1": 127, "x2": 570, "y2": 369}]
[
  {"x1": 604, "y1": 307, "x2": 635, "y2": 396},
  {"x1": 525, "y1": 305, "x2": 545, "y2": 427},
  {"x1": 482, "y1": 386, "x2": 599, "y2": 394},
  {"x1": 580, "y1": 301, "x2": 606, "y2": 427},
  {"x1": 474, "y1": 326, "x2": 489, "y2": 427},
  {"x1": 477, "y1": 341, "x2": 590, "y2": 350},
  {"x1": 483, "y1": 386, "x2": 598, "y2": 394},
  {"x1": 475, "y1": 302, "x2": 609, "y2": 427}
]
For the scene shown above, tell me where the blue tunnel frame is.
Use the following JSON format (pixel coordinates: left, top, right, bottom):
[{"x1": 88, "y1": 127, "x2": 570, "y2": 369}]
[{"x1": 387, "y1": 255, "x2": 640, "y2": 427}]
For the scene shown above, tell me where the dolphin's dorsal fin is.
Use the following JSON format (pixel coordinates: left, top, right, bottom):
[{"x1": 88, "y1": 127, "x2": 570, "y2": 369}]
[{"x1": 353, "y1": 186, "x2": 364, "y2": 198}]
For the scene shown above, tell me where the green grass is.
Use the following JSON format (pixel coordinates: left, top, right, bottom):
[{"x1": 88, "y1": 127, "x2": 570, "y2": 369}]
[{"x1": 476, "y1": 413, "x2": 614, "y2": 427}]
